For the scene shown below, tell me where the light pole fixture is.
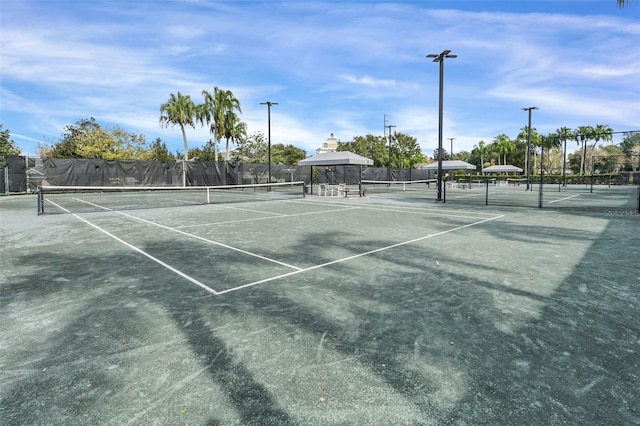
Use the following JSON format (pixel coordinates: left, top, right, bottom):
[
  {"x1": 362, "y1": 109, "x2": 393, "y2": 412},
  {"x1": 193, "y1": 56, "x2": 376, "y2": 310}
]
[
  {"x1": 385, "y1": 124, "x2": 396, "y2": 183},
  {"x1": 260, "y1": 101, "x2": 278, "y2": 189},
  {"x1": 521, "y1": 106, "x2": 539, "y2": 191},
  {"x1": 427, "y1": 50, "x2": 457, "y2": 202}
]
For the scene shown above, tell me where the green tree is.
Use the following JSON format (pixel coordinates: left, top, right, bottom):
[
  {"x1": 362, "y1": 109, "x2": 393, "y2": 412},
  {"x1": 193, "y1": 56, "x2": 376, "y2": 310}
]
[
  {"x1": 556, "y1": 126, "x2": 572, "y2": 184},
  {"x1": 541, "y1": 133, "x2": 562, "y2": 173},
  {"x1": 189, "y1": 139, "x2": 219, "y2": 162},
  {"x1": 620, "y1": 132, "x2": 640, "y2": 171},
  {"x1": 575, "y1": 125, "x2": 594, "y2": 174},
  {"x1": 159, "y1": 92, "x2": 197, "y2": 161},
  {"x1": 492, "y1": 134, "x2": 515, "y2": 165},
  {"x1": 516, "y1": 126, "x2": 541, "y2": 174},
  {"x1": 144, "y1": 137, "x2": 175, "y2": 161},
  {"x1": 390, "y1": 132, "x2": 423, "y2": 168},
  {"x1": 0, "y1": 125, "x2": 22, "y2": 168},
  {"x1": 200, "y1": 87, "x2": 243, "y2": 183},
  {"x1": 271, "y1": 144, "x2": 306, "y2": 165},
  {"x1": 588, "y1": 124, "x2": 613, "y2": 173},
  {"x1": 41, "y1": 118, "x2": 147, "y2": 159},
  {"x1": 337, "y1": 135, "x2": 389, "y2": 167},
  {"x1": 471, "y1": 140, "x2": 490, "y2": 170},
  {"x1": 232, "y1": 132, "x2": 268, "y2": 163}
]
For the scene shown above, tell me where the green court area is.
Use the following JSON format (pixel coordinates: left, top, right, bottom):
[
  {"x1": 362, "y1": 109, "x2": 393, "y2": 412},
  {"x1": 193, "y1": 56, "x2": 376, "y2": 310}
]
[{"x1": 1, "y1": 190, "x2": 638, "y2": 424}]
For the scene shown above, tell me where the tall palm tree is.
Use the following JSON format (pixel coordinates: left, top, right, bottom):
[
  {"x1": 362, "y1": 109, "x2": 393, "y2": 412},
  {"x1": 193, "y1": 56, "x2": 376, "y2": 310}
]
[
  {"x1": 493, "y1": 134, "x2": 514, "y2": 165},
  {"x1": 542, "y1": 132, "x2": 561, "y2": 174},
  {"x1": 221, "y1": 113, "x2": 247, "y2": 184},
  {"x1": 159, "y1": 92, "x2": 197, "y2": 160},
  {"x1": 200, "y1": 87, "x2": 242, "y2": 182},
  {"x1": 590, "y1": 124, "x2": 613, "y2": 173},
  {"x1": 556, "y1": 126, "x2": 572, "y2": 185},
  {"x1": 472, "y1": 140, "x2": 489, "y2": 173},
  {"x1": 159, "y1": 92, "x2": 197, "y2": 186},
  {"x1": 575, "y1": 125, "x2": 594, "y2": 175},
  {"x1": 201, "y1": 87, "x2": 242, "y2": 146}
]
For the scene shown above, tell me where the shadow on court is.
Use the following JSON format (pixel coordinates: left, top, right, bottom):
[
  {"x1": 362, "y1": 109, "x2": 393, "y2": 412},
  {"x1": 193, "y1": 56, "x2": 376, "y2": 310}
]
[{"x1": 1, "y1": 195, "x2": 638, "y2": 424}]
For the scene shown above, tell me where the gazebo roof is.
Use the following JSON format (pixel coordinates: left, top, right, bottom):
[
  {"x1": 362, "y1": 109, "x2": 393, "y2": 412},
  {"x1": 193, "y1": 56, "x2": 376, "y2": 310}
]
[
  {"x1": 482, "y1": 165, "x2": 523, "y2": 173},
  {"x1": 297, "y1": 151, "x2": 373, "y2": 166},
  {"x1": 422, "y1": 160, "x2": 477, "y2": 171}
]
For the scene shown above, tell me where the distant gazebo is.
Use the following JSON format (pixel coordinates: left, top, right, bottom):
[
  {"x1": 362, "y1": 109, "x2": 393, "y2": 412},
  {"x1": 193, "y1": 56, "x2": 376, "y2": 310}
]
[{"x1": 482, "y1": 165, "x2": 523, "y2": 174}]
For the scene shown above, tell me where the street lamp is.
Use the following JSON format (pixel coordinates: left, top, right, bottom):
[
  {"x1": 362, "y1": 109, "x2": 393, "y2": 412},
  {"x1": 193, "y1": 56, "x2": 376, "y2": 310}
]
[
  {"x1": 448, "y1": 137, "x2": 456, "y2": 158},
  {"x1": 521, "y1": 106, "x2": 539, "y2": 191},
  {"x1": 260, "y1": 101, "x2": 278, "y2": 189},
  {"x1": 427, "y1": 50, "x2": 457, "y2": 202},
  {"x1": 385, "y1": 124, "x2": 396, "y2": 183}
]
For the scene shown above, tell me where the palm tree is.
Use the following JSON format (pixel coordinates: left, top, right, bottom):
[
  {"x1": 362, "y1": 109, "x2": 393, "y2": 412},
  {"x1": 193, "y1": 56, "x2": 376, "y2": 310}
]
[
  {"x1": 472, "y1": 140, "x2": 489, "y2": 173},
  {"x1": 589, "y1": 124, "x2": 613, "y2": 173},
  {"x1": 201, "y1": 87, "x2": 242, "y2": 146},
  {"x1": 493, "y1": 134, "x2": 514, "y2": 165},
  {"x1": 556, "y1": 126, "x2": 572, "y2": 185},
  {"x1": 159, "y1": 92, "x2": 197, "y2": 186},
  {"x1": 221, "y1": 113, "x2": 247, "y2": 184},
  {"x1": 575, "y1": 125, "x2": 594, "y2": 175},
  {"x1": 542, "y1": 132, "x2": 561, "y2": 174},
  {"x1": 200, "y1": 87, "x2": 242, "y2": 182},
  {"x1": 159, "y1": 92, "x2": 197, "y2": 160}
]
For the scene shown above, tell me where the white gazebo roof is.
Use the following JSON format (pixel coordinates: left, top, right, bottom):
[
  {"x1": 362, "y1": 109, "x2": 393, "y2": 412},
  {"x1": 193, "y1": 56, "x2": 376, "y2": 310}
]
[
  {"x1": 422, "y1": 160, "x2": 476, "y2": 171},
  {"x1": 297, "y1": 151, "x2": 373, "y2": 166},
  {"x1": 482, "y1": 165, "x2": 523, "y2": 173}
]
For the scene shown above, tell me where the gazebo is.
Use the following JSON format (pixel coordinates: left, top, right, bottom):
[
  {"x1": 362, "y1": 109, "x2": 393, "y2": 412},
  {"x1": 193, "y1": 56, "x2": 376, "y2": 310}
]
[
  {"x1": 297, "y1": 151, "x2": 374, "y2": 195},
  {"x1": 422, "y1": 160, "x2": 477, "y2": 172},
  {"x1": 482, "y1": 165, "x2": 523, "y2": 174}
]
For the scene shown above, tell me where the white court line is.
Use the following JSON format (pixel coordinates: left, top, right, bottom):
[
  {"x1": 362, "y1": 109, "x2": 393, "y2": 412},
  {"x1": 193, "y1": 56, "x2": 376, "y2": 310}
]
[
  {"x1": 547, "y1": 194, "x2": 580, "y2": 204},
  {"x1": 45, "y1": 199, "x2": 219, "y2": 295},
  {"x1": 357, "y1": 204, "x2": 489, "y2": 219},
  {"x1": 73, "y1": 197, "x2": 112, "y2": 211},
  {"x1": 216, "y1": 204, "x2": 288, "y2": 216},
  {"x1": 69, "y1": 195, "x2": 303, "y2": 270},
  {"x1": 216, "y1": 214, "x2": 504, "y2": 295},
  {"x1": 287, "y1": 197, "x2": 498, "y2": 218},
  {"x1": 177, "y1": 206, "x2": 362, "y2": 228},
  {"x1": 50, "y1": 197, "x2": 503, "y2": 296},
  {"x1": 115, "y1": 210, "x2": 304, "y2": 271}
]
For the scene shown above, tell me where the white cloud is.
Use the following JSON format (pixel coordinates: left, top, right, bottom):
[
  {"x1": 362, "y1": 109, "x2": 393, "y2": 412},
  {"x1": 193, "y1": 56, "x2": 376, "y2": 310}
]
[{"x1": 2, "y1": 1, "x2": 638, "y2": 158}]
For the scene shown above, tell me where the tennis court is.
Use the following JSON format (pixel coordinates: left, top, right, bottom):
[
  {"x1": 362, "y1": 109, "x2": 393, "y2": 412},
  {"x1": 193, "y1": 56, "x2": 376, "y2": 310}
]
[{"x1": 1, "y1": 186, "x2": 638, "y2": 424}]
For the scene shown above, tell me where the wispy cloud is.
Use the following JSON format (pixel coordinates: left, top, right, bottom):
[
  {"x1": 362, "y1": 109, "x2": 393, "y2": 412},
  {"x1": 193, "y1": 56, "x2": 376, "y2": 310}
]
[{"x1": 1, "y1": 1, "x2": 638, "y2": 156}]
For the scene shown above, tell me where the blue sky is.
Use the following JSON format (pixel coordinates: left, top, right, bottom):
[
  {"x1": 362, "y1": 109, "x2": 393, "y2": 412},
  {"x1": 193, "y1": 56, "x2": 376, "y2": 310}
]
[{"x1": 1, "y1": 1, "x2": 639, "y2": 158}]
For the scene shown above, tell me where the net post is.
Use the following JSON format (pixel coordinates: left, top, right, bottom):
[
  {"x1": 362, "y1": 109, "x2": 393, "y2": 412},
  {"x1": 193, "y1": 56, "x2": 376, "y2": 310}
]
[
  {"x1": 539, "y1": 146, "x2": 544, "y2": 209},
  {"x1": 302, "y1": 182, "x2": 306, "y2": 198},
  {"x1": 443, "y1": 180, "x2": 446, "y2": 203},
  {"x1": 37, "y1": 186, "x2": 44, "y2": 215},
  {"x1": 206, "y1": 187, "x2": 210, "y2": 204},
  {"x1": 485, "y1": 180, "x2": 489, "y2": 206}
]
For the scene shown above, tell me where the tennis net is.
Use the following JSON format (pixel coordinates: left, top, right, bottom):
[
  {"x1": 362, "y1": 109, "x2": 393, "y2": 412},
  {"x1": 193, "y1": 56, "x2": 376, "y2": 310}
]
[
  {"x1": 37, "y1": 181, "x2": 306, "y2": 215},
  {"x1": 361, "y1": 179, "x2": 436, "y2": 193}
]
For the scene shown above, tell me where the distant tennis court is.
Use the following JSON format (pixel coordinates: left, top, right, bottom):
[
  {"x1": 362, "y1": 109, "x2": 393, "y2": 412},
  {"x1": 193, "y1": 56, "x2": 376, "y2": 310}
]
[{"x1": 1, "y1": 187, "x2": 638, "y2": 424}]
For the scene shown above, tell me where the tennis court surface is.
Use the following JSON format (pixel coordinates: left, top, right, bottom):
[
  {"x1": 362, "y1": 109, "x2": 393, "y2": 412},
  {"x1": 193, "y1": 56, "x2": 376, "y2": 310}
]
[{"x1": 1, "y1": 189, "x2": 638, "y2": 424}]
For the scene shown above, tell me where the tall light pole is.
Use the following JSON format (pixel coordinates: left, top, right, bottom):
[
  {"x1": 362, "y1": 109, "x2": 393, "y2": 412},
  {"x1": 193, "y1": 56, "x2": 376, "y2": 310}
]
[
  {"x1": 522, "y1": 106, "x2": 538, "y2": 191},
  {"x1": 559, "y1": 127, "x2": 571, "y2": 187},
  {"x1": 448, "y1": 137, "x2": 456, "y2": 158},
  {"x1": 427, "y1": 50, "x2": 457, "y2": 202},
  {"x1": 260, "y1": 101, "x2": 278, "y2": 189},
  {"x1": 385, "y1": 124, "x2": 396, "y2": 183}
]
